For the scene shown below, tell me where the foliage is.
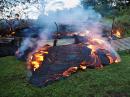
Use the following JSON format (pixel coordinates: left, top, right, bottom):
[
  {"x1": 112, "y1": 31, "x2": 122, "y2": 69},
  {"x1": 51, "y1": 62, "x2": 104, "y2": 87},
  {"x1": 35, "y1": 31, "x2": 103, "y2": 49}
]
[
  {"x1": 82, "y1": 0, "x2": 130, "y2": 17},
  {"x1": 0, "y1": 0, "x2": 40, "y2": 19},
  {"x1": 115, "y1": 14, "x2": 130, "y2": 37},
  {"x1": 1, "y1": 0, "x2": 129, "y2": 19},
  {"x1": 0, "y1": 54, "x2": 130, "y2": 97}
]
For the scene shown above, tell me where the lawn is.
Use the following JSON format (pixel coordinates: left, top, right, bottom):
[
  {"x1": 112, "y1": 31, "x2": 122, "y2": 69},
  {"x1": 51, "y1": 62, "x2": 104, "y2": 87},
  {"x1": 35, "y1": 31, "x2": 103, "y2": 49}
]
[{"x1": 0, "y1": 53, "x2": 130, "y2": 97}]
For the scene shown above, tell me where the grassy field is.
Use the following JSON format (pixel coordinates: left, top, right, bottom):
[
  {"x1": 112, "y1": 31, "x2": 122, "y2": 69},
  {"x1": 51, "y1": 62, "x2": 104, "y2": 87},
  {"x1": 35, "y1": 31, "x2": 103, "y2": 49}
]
[{"x1": 0, "y1": 53, "x2": 130, "y2": 97}]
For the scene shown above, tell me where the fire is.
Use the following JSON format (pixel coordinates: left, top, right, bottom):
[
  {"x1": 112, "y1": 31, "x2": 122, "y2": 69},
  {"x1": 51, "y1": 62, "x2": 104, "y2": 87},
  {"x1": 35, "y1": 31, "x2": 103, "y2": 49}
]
[
  {"x1": 27, "y1": 37, "x2": 120, "y2": 72},
  {"x1": 115, "y1": 57, "x2": 121, "y2": 63},
  {"x1": 26, "y1": 32, "x2": 121, "y2": 87},
  {"x1": 80, "y1": 61, "x2": 87, "y2": 70},
  {"x1": 106, "y1": 54, "x2": 114, "y2": 64},
  {"x1": 34, "y1": 53, "x2": 44, "y2": 61},
  {"x1": 87, "y1": 38, "x2": 106, "y2": 54},
  {"x1": 86, "y1": 37, "x2": 120, "y2": 67},
  {"x1": 91, "y1": 38, "x2": 105, "y2": 45},
  {"x1": 27, "y1": 45, "x2": 51, "y2": 71},
  {"x1": 11, "y1": 32, "x2": 16, "y2": 35},
  {"x1": 87, "y1": 44, "x2": 96, "y2": 54},
  {"x1": 114, "y1": 30, "x2": 121, "y2": 38},
  {"x1": 31, "y1": 61, "x2": 40, "y2": 71},
  {"x1": 115, "y1": 59, "x2": 120, "y2": 63}
]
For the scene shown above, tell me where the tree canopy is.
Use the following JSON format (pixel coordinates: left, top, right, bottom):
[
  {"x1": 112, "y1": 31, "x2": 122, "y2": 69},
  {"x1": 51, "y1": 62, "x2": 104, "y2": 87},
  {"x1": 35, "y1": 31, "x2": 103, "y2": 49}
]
[{"x1": 82, "y1": 0, "x2": 130, "y2": 16}]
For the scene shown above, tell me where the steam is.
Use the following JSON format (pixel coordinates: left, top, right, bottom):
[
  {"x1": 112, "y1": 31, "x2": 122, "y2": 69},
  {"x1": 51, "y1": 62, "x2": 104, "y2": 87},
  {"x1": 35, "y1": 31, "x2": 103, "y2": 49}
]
[{"x1": 17, "y1": 0, "x2": 120, "y2": 61}]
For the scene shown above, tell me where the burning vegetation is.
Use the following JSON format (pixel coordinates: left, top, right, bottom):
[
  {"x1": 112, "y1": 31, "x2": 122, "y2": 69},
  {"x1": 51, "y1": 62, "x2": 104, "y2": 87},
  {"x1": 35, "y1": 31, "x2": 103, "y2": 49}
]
[{"x1": 112, "y1": 29, "x2": 123, "y2": 38}]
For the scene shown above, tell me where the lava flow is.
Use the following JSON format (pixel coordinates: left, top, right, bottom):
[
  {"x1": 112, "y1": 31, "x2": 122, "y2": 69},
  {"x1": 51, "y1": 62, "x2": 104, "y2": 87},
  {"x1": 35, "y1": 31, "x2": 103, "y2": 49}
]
[{"x1": 26, "y1": 34, "x2": 121, "y2": 86}]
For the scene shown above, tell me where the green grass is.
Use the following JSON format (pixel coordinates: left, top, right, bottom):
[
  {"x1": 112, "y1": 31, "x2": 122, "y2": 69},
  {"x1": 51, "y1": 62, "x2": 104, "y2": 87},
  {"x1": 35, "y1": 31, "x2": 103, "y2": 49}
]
[{"x1": 0, "y1": 54, "x2": 130, "y2": 97}]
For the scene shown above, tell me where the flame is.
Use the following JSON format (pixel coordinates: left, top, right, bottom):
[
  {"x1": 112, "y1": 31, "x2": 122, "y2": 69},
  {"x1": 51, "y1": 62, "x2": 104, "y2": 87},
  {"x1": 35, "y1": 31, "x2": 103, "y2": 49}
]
[
  {"x1": 31, "y1": 61, "x2": 40, "y2": 71},
  {"x1": 27, "y1": 32, "x2": 121, "y2": 75},
  {"x1": 87, "y1": 38, "x2": 105, "y2": 54},
  {"x1": 34, "y1": 53, "x2": 44, "y2": 61},
  {"x1": 92, "y1": 38, "x2": 105, "y2": 45},
  {"x1": 28, "y1": 52, "x2": 45, "y2": 71},
  {"x1": 80, "y1": 61, "x2": 87, "y2": 70},
  {"x1": 115, "y1": 60, "x2": 119, "y2": 63},
  {"x1": 87, "y1": 37, "x2": 121, "y2": 67},
  {"x1": 27, "y1": 45, "x2": 50, "y2": 71},
  {"x1": 115, "y1": 57, "x2": 121, "y2": 63},
  {"x1": 11, "y1": 32, "x2": 16, "y2": 35},
  {"x1": 107, "y1": 55, "x2": 114, "y2": 64},
  {"x1": 87, "y1": 45, "x2": 96, "y2": 54},
  {"x1": 114, "y1": 30, "x2": 121, "y2": 38}
]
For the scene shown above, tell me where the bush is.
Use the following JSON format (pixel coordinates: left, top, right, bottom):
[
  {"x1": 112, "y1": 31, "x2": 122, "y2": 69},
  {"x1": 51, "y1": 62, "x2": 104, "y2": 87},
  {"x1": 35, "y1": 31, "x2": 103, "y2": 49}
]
[{"x1": 116, "y1": 15, "x2": 130, "y2": 25}]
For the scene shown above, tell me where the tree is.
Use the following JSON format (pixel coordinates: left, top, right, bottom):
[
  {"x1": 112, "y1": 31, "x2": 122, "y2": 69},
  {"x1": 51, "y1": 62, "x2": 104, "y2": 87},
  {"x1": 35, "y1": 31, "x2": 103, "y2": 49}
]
[
  {"x1": 0, "y1": 0, "x2": 41, "y2": 37},
  {"x1": 82, "y1": 0, "x2": 130, "y2": 16},
  {"x1": 0, "y1": 0, "x2": 41, "y2": 19}
]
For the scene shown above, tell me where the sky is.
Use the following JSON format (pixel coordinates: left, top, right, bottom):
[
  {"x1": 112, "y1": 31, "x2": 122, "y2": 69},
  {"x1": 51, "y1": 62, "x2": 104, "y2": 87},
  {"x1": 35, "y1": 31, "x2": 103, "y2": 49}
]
[{"x1": 0, "y1": 0, "x2": 81, "y2": 19}]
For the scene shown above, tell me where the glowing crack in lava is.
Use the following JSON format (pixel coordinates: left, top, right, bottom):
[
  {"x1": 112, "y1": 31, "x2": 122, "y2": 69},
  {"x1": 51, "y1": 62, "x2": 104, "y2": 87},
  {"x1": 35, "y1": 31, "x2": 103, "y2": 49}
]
[{"x1": 27, "y1": 34, "x2": 121, "y2": 87}]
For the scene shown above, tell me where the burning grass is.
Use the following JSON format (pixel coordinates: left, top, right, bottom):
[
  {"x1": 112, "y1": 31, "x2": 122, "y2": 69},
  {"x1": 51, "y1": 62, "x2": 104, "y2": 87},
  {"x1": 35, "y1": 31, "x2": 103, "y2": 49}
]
[{"x1": 0, "y1": 53, "x2": 130, "y2": 97}]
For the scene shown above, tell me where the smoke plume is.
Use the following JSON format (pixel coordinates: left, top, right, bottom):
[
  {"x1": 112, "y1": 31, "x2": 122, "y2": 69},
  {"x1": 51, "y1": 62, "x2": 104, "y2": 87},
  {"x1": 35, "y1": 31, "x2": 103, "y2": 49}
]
[{"x1": 18, "y1": 0, "x2": 120, "y2": 61}]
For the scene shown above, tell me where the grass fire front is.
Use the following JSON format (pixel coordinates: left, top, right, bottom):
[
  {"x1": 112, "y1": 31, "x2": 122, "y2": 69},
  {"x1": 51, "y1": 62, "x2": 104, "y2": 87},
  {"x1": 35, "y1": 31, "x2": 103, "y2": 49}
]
[{"x1": 0, "y1": 53, "x2": 130, "y2": 97}]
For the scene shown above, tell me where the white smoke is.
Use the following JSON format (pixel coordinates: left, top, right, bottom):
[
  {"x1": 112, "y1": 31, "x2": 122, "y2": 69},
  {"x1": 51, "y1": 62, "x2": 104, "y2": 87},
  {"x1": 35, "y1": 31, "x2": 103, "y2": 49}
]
[
  {"x1": 38, "y1": 0, "x2": 102, "y2": 32},
  {"x1": 18, "y1": 0, "x2": 102, "y2": 55},
  {"x1": 18, "y1": 0, "x2": 120, "y2": 61}
]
